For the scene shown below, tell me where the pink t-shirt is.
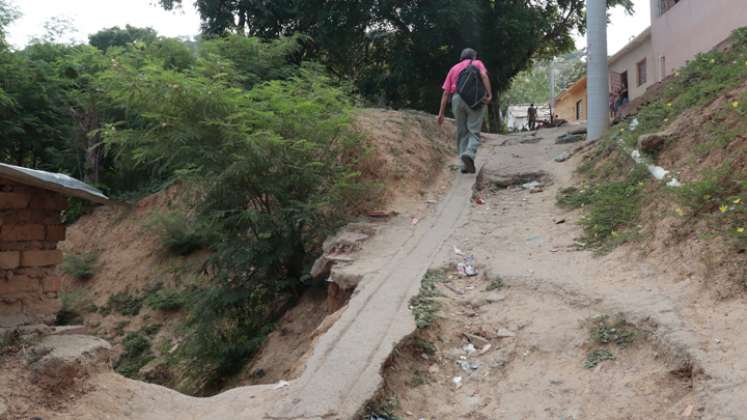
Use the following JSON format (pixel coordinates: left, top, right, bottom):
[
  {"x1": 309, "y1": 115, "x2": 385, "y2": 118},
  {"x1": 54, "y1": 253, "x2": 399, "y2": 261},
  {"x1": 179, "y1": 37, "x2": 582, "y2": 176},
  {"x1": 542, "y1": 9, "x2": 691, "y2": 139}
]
[{"x1": 442, "y1": 59, "x2": 488, "y2": 94}]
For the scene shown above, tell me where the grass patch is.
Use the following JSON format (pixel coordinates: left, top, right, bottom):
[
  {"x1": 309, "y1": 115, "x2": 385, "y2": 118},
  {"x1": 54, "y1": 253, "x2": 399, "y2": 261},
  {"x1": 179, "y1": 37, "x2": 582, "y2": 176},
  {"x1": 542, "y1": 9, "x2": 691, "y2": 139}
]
[
  {"x1": 409, "y1": 269, "x2": 446, "y2": 329},
  {"x1": 589, "y1": 315, "x2": 637, "y2": 348},
  {"x1": 62, "y1": 251, "x2": 99, "y2": 280},
  {"x1": 412, "y1": 337, "x2": 436, "y2": 356},
  {"x1": 114, "y1": 332, "x2": 155, "y2": 378},
  {"x1": 584, "y1": 349, "x2": 615, "y2": 369},
  {"x1": 363, "y1": 396, "x2": 402, "y2": 420},
  {"x1": 147, "y1": 212, "x2": 214, "y2": 257},
  {"x1": 558, "y1": 165, "x2": 649, "y2": 253},
  {"x1": 583, "y1": 314, "x2": 639, "y2": 369},
  {"x1": 485, "y1": 274, "x2": 505, "y2": 291},
  {"x1": 55, "y1": 289, "x2": 88, "y2": 325},
  {"x1": 106, "y1": 291, "x2": 144, "y2": 316},
  {"x1": 145, "y1": 288, "x2": 188, "y2": 312}
]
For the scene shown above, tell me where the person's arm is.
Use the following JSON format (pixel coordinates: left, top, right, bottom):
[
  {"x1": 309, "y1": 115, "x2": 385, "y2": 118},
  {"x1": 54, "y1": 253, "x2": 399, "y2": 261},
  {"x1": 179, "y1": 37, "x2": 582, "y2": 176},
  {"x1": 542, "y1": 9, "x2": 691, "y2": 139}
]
[
  {"x1": 437, "y1": 90, "x2": 449, "y2": 125},
  {"x1": 481, "y1": 71, "x2": 493, "y2": 104}
]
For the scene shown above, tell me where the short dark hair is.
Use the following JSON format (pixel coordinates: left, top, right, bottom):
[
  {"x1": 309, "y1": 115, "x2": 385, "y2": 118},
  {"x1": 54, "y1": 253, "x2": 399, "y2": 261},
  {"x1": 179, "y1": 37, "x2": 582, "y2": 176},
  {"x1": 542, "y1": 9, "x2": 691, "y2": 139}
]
[{"x1": 460, "y1": 48, "x2": 477, "y2": 60}]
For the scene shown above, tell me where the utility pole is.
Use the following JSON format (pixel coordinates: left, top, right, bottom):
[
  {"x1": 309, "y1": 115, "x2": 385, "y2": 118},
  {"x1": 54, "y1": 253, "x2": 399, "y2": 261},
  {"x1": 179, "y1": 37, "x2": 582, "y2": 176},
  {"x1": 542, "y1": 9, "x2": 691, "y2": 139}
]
[
  {"x1": 549, "y1": 58, "x2": 556, "y2": 120},
  {"x1": 586, "y1": 0, "x2": 609, "y2": 141}
]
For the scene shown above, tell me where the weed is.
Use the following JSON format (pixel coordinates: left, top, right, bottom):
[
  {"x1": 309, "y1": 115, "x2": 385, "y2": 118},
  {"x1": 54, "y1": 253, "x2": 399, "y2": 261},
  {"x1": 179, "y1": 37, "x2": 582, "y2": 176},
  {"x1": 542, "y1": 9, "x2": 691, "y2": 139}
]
[
  {"x1": 141, "y1": 323, "x2": 162, "y2": 336},
  {"x1": 114, "y1": 332, "x2": 155, "y2": 378},
  {"x1": 56, "y1": 289, "x2": 87, "y2": 325},
  {"x1": 589, "y1": 315, "x2": 637, "y2": 348},
  {"x1": 409, "y1": 270, "x2": 445, "y2": 329},
  {"x1": 0, "y1": 329, "x2": 23, "y2": 356},
  {"x1": 412, "y1": 337, "x2": 436, "y2": 356},
  {"x1": 557, "y1": 186, "x2": 594, "y2": 209},
  {"x1": 113, "y1": 320, "x2": 130, "y2": 336},
  {"x1": 584, "y1": 349, "x2": 615, "y2": 369},
  {"x1": 364, "y1": 396, "x2": 402, "y2": 420},
  {"x1": 485, "y1": 274, "x2": 505, "y2": 291},
  {"x1": 408, "y1": 369, "x2": 428, "y2": 387},
  {"x1": 147, "y1": 212, "x2": 214, "y2": 257},
  {"x1": 62, "y1": 251, "x2": 99, "y2": 280},
  {"x1": 107, "y1": 292, "x2": 144, "y2": 316},
  {"x1": 145, "y1": 288, "x2": 188, "y2": 312}
]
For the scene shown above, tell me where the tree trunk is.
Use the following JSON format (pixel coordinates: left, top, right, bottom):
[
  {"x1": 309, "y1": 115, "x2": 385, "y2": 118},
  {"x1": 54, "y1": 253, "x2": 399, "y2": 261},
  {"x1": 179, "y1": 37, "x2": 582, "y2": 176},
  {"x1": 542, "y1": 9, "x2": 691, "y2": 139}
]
[{"x1": 486, "y1": 88, "x2": 502, "y2": 133}]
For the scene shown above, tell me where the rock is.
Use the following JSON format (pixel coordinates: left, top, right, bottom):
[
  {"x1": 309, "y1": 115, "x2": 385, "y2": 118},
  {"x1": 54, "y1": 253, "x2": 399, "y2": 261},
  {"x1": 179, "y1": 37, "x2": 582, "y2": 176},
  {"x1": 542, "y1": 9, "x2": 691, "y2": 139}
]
[
  {"x1": 309, "y1": 226, "x2": 374, "y2": 280},
  {"x1": 568, "y1": 127, "x2": 587, "y2": 135},
  {"x1": 555, "y1": 133, "x2": 586, "y2": 144},
  {"x1": 28, "y1": 334, "x2": 111, "y2": 391},
  {"x1": 554, "y1": 151, "x2": 571, "y2": 162},
  {"x1": 496, "y1": 328, "x2": 516, "y2": 338},
  {"x1": 0, "y1": 399, "x2": 7, "y2": 418},
  {"x1": 637, "y1": 131, "x2": 672, "y2": 154}
]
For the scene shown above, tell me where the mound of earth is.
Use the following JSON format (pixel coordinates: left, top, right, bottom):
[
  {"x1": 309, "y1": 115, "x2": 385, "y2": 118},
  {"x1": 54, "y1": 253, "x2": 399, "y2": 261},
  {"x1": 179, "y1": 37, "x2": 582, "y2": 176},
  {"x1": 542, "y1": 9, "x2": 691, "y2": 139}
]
[{"x1": 31, "y1": 108, "x2": 457, "y2": 399}]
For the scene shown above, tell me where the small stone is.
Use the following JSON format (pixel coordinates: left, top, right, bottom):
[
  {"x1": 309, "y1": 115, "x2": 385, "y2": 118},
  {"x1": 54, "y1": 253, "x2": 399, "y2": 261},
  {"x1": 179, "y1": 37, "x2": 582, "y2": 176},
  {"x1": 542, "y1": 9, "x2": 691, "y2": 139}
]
[
  {"x1": 496, "y1": 328, "x2": 516, "y2": 338},
  {"x1": 554, "y1": 151, "x2": 571, "y2": 162}
]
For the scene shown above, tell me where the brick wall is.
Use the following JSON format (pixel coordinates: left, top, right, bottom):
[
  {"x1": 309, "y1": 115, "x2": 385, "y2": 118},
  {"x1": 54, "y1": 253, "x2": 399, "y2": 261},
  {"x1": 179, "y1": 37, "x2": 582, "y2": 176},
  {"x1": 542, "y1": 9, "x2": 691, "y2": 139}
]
[{"x1": 0, "y1": 176, "x2": 67, "y2": 318}]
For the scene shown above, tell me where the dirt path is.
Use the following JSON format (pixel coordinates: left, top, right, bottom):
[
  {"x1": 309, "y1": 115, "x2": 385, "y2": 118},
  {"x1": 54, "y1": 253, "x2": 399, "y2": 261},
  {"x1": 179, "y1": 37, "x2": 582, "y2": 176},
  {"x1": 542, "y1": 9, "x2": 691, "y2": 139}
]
[
  {"x1": 36, "y1": 126, "x2": 747, "y2": 419},
  {"x1": 375, "y1": 128, "x2": 747, "y2": 420}
]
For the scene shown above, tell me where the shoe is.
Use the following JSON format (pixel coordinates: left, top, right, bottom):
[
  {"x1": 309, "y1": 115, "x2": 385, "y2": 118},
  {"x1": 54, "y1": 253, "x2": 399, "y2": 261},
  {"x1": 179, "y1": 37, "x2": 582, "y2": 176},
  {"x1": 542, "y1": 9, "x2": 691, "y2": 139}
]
[{"x1": 461, "y1": 155, "x2": 476, "y2": 173}]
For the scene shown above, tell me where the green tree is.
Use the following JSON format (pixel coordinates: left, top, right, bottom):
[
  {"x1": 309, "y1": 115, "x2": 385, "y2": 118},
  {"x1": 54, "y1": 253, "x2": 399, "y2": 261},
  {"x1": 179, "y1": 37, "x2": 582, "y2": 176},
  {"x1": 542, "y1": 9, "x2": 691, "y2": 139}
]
[
  {"x1": 159, "y1": 0, "x2": 633, "y2": 131},
  {"x1": 504, "y1": 50, "x2": 586, "y2": 107},
  {"x1": 89, "y1": 25, "x2": 158, "y2": 51}
]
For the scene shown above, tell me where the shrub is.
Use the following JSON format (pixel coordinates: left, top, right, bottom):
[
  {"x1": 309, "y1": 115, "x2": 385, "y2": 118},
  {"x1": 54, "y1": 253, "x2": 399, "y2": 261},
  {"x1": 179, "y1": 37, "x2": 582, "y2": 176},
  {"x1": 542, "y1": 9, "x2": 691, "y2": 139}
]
[
  {"x1": 62, "y1": 251, "x2": 98, "y2": 280},
  {"x1": 55, "y1": 289, "x2": 86, "y2": 325},
  {"x1": 106, "y1": 292, "x2": 144, "y2": 316},
  {"x1": 145, "y1": 289, "x2": 187, "y2": 312},
  {"x1": 147, "y1": 212, "x2": 213, "y2": 257},
  {"x1": 114, "y1": 332, "x2": 154, "y2": 377}
]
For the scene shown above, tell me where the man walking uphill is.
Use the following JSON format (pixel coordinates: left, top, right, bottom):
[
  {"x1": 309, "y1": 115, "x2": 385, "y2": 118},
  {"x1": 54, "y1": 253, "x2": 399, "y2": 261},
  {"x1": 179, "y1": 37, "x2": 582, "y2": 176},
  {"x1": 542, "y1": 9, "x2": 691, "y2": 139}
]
[{"x1": 437, "y1": 48, "x2": 492, "y2": 174}]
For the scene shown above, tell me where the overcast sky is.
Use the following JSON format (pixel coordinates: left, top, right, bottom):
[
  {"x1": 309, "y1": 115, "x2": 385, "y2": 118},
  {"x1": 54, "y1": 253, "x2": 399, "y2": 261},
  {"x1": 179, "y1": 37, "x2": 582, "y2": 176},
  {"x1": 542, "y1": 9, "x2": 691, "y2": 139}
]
[{"x1": 8, "y1": 0, "x2": 650, "y2": 55}]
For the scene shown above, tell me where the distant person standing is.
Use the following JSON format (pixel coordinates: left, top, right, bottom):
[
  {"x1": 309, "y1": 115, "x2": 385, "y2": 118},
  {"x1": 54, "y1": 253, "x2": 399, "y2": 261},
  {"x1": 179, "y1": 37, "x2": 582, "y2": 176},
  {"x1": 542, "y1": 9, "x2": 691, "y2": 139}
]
[
  {"x1": 527, "y1": 103, "x2": 537, "y2": 130},
  {"x1": 437, "y1": 48, "x2": 492, "y2": 174}
]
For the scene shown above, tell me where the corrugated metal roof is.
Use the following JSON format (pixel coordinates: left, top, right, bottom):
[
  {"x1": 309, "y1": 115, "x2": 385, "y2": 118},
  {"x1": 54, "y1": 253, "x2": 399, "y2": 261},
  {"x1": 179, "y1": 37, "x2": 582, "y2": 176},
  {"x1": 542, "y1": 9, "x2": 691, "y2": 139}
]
[{"x1": 0, "y1": 163, "x2": 109, "y2": 204}]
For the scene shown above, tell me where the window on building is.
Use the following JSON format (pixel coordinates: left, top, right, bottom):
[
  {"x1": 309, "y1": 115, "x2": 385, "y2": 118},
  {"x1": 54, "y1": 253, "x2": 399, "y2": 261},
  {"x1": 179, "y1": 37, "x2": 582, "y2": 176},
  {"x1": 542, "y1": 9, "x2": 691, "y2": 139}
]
[
  {"x1": 637, "y1": 59, "x2": 647, "y2": 87},
  {"x1": 658, "y1": 0, "x2": 680, "y2": 16}
]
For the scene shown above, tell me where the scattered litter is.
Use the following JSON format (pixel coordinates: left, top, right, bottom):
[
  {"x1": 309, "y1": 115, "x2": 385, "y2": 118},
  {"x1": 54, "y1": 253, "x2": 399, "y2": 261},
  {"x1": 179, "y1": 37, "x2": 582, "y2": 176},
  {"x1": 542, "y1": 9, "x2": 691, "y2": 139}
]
[
  {"x1": 682, "y1": 404, "x2": 694, "y2": 417},
  {"x1": 411, "y1": 217, "x2": 419, "y2": 225},
  {"x1": 529, "y1": 186, "x2": 544, "y2": 194},
  {"x1": 457, "y1": 262, "x2": 466, "y2": 276},
  {"x1": 551, "y1": 248, "x2": 559, "y2": 253},
  {"x1": 554, "y1": 151, "x2": 571, "y2": 162},
  {"x1": 496, "y1": 328, "x2": 516, "y2": 338},
  {"x1": 527, "y1": 235, "x2": 543, "y2": 242},
  {"x1": 479, "y1": 344, "x2": 492, "y2": 355},
  {"x1": 273, "y1": 380, "x2": 289, "y2": 390},
  {"x1": 715, "y1": 338, "x2": 721, "y2": 344},
  {"x1": 464, "y1": 255, "x2": 477, "y2": 277},
  {"x1": 452, "y1": 376, "x2": 462, "y2": 386},
  {"x1": 521, "y1": 180, "x2": 542, "y2": 190},
  {"x1": 453, "y1": 246, "x2": 465, "y2": 256},
  {"x1": 463, "y1": 343, "x2": 477, "y2": 355},
  {"x1": 457, "y1": 360, "x2": 481, "y2": 371},
  {"x1": 667, "y1": 178, "x2": 682, "y2": 187},
  {"x1": 443, "y1": 283, "x2": 465, "y2": 296},
  {"x1": 428, "y1": 364, "x2": 440, "y2": 374},
  {"x1": 629, "y1": 117, "x2": 639, "y2": 131},
  {"x1": 426, "y1": 199, "x2": 438, "y2": 204},
  {"x1": 474, "y1": 196, "x2": 486, "y2": 205},
  {"x1": 553, "y1": 218, "x2": 566, "y2": 224},
  {"x1": 463, "y1": 332, "x2": 490, "y2": 346}
]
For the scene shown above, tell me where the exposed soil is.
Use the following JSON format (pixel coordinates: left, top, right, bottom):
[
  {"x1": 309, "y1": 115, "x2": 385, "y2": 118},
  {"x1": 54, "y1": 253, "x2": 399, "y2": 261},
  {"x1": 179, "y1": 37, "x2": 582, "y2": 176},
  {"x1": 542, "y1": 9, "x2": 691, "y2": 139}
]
[
  {"x1": 374, "y1": 276, "x2": 695, "y2": 419},
  {"x1": 2, "y1": 108, "x2": 746, "y2": 419}
]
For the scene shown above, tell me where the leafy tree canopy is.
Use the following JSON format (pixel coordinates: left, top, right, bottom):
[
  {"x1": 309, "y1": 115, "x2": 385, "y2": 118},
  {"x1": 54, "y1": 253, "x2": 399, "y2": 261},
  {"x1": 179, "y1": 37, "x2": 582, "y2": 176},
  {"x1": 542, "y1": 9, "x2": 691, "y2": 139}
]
[
  {"x1": 159, "y1": 0, "x2": 633, "y2": 130},
  {"x1": 89, "y1": 24, "x2": 158, "y2": 51}
]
